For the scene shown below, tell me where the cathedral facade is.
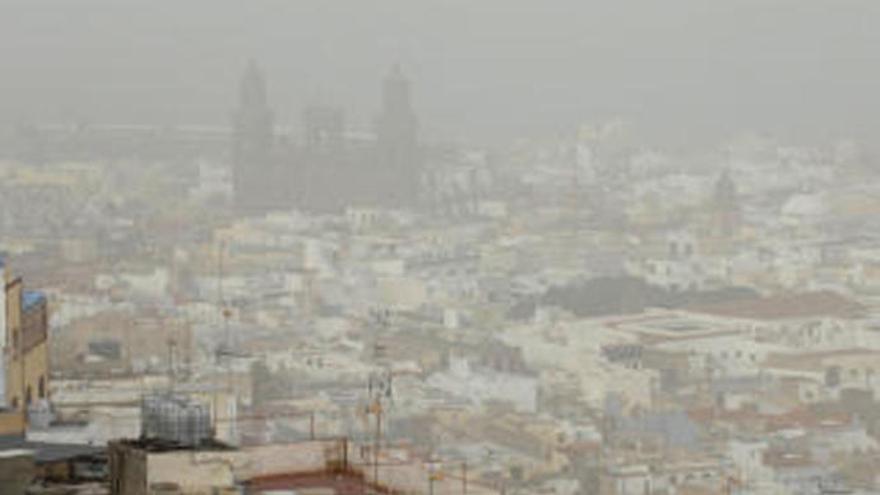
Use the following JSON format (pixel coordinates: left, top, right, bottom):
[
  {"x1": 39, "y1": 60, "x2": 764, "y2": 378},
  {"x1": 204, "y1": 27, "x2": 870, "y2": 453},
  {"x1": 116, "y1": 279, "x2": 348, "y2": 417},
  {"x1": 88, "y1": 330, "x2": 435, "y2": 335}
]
[{"x1": 232, "y1": 62, "x2": 423, "y2": 214}]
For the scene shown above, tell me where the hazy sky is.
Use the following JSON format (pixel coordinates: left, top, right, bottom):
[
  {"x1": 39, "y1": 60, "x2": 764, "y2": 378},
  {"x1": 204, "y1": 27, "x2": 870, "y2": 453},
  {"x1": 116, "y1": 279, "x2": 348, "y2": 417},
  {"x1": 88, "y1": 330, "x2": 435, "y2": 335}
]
[{"x1": 2, "y1": 0, "x2": 879, "y2": 144}]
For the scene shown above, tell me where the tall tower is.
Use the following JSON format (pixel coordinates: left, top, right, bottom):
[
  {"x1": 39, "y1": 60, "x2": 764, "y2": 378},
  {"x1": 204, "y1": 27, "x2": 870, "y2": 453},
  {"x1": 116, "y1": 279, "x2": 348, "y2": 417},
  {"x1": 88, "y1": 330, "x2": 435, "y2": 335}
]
[
  {"x1": 232, "y1": 60, "x2": 277, "y2": 211},
  {"x1": 377, "y1": 65, "x2": 418, "y2": 150},
  {"x1": 375, "y1": 65, "x2": 420, "y2": 207},
  {"x1": 712, "y1": 169, "x2": 741, "y2": 237}
]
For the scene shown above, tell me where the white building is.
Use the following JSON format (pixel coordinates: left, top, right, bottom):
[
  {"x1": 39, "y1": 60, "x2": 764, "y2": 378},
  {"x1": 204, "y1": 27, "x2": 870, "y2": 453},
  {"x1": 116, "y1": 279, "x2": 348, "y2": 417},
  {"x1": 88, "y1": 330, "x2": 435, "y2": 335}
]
[{"x1": 427, "y1": 354, "x2": 538, "y2": 413}]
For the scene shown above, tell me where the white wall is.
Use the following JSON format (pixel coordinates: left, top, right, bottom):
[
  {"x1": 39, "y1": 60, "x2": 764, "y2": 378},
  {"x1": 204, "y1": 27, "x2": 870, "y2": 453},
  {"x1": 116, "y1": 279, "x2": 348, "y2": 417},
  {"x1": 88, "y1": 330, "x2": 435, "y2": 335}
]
[{"x1": 428, "y1": 357, "x2": 538, "y2": 413}]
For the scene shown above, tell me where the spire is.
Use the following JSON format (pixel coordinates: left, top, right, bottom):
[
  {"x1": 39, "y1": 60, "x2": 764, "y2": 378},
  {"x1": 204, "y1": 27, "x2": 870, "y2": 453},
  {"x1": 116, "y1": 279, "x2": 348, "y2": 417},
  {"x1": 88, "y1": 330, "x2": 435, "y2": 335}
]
[
  {"x1": 234, "y1": 58, "x2": 273, "y2": 132},
  {"x1": 713, "y1": 169, "x2": 741, "y2": 237},
  {"x1": 715, "y1": 169, "x2": 737, "y2": 207},
  {"x1": 377, "y1": 63, "x2": 417, "y2": 148},
  {"x1": 239, "y1": 59, "x2": 268, "y2": 109},
  {"x1": 232, "y1": 59, "x2": 276, "y2": 211},
  {"x1": 381, "y1": 63, "x2": 412, "y2": 116}
]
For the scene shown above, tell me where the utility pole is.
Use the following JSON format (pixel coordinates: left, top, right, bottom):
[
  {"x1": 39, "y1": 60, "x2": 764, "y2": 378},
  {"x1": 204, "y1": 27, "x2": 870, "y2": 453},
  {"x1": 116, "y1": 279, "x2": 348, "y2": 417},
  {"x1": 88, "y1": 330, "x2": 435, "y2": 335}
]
[
  {"x1": 462, "y1": 461, "x2": 468, "y2": 495},
  {"x1": 213, "y1": 240, "x2": 235, "y2": 440},
  {"x1": 218, "y1": 239, "x2": 232, "y2": 358},
  {"x1": 365, "y1": 332, "x2": 393, "y2": 490},
  {"x1": 374, "y1": 398, "x2": 382, "y2": 486},
  {"x1": 166, "y1": 336, "x2": 177, "y2": 391},
  {"x1": 426, "y1": 458, "x2": 442, "y2": 495}
]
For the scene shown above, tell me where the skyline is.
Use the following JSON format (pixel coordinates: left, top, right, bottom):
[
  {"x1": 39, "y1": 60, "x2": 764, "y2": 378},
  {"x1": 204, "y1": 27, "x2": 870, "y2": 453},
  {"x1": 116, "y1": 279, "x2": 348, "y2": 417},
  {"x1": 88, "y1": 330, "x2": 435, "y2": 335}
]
[
  {"x1": 3, "y1": 3, "x2": 880, "y2": 494},
  {"x1": 2, "y1": 1, "x2": 880, "y2": 144}
]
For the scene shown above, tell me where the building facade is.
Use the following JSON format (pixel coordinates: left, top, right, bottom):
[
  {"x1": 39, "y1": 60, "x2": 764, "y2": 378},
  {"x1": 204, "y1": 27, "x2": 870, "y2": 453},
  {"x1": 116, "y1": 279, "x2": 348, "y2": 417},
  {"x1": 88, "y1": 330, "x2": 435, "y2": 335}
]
[
  {"x1": 2, "y1": 258, "x2": 49, "y2": 417},
  {"x1": 232, "y1": 62, "x2": 423, "y2": 214}
]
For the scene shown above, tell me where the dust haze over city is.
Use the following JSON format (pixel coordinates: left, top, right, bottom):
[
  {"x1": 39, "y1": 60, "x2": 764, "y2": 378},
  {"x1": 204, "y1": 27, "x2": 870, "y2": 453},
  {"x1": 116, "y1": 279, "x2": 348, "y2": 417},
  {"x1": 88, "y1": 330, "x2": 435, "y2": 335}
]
[{"x1": 2, "y1": 1, "x2": 880, "y2": 494}]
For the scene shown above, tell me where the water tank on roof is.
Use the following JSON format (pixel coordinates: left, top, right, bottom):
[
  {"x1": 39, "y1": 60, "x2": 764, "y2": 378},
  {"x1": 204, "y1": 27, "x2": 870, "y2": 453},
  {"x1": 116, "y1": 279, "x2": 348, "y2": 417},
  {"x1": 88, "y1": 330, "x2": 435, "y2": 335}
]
[{"x1": 141, "y1": 393, "x2": 213, "y2": 447}]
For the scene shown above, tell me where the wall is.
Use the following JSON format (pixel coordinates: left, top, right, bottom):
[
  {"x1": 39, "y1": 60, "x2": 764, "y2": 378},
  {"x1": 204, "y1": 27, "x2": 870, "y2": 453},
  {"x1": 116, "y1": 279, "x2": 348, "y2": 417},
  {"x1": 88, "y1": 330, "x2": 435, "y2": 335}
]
[
  {"x1": 0, "y1": 411, "x2": 25, "y2": 436},
  {"x1": 109, "y1": 441, "x2": 148, "y2": 495},
  {"x1": 4, "y1": 277, "x2": 23, "y2": 409},
  {"x1": 147, "y1": 450, "x2": 236, "y2": 493},
  {"x1": 5, "y1": 340, "x2": 49, "y2": 412},
  {"x1": 112, "y1": 440, "x2": 346, "y2": 494},
  {"x1": 0, "y1": 265, "x2": 6, "y2": 404},
  {"x1": 4, "y1": 275, "x2": 49, "y2": 414},
  {"x1": 0, "y1": 451, "x2": 35, "y2": 495}
]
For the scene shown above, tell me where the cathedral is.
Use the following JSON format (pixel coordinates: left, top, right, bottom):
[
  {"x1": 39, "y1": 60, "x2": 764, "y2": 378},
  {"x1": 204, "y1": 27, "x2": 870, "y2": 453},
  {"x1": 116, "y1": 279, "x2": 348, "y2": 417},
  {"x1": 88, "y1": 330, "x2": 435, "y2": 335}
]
[
  {"x1": 232, "y1": 61, "x2": 423, "y2": 213},
  {"x1": 712, "y1": 169, "x2": 741, "y2": 237}
]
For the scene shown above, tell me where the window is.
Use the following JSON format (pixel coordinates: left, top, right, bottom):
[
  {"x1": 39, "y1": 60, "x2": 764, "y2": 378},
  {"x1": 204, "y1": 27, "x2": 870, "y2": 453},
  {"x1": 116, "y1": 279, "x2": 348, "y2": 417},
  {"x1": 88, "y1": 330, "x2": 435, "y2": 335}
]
[{"x1": 38, "y1": 376, "x2": 46, "y2": 399}]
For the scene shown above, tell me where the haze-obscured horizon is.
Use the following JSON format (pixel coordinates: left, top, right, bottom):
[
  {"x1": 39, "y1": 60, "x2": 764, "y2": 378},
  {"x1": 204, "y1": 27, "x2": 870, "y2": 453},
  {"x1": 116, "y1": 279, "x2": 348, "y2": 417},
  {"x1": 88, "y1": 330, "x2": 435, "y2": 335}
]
[{"x1": 2, "y1": 0, "x2": 879, "y2": 145}]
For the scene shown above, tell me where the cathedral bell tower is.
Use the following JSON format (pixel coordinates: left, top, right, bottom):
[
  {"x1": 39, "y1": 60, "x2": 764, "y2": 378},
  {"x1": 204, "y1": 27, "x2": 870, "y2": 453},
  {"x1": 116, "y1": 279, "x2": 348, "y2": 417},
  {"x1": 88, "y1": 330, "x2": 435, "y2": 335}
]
[
  {"x1": 712, "y1": 169, "x2": 741, "y2": 237},
  {"x1": 232, "y1": 60, "x2": 278, "y2": 211},
  {"x1": 375, "y1": 65, "x2": 420, "y2": 207}
]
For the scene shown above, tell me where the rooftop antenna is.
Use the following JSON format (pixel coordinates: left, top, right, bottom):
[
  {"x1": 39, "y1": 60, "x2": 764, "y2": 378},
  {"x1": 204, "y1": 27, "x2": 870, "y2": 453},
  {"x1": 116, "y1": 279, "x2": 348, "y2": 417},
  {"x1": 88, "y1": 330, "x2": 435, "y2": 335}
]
[
  {"x1": 166, "y1": 335, "x2": 177, "y2": 392},
  {"x1": 365, "y1": 315, "x2": 394, "y2": 488},
  {"x1": 218, "y1": 239, "x2": 232, "y2": 354},
  {"x1": 213, "y1": 240, "x2": 235, "y2": 440}
]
